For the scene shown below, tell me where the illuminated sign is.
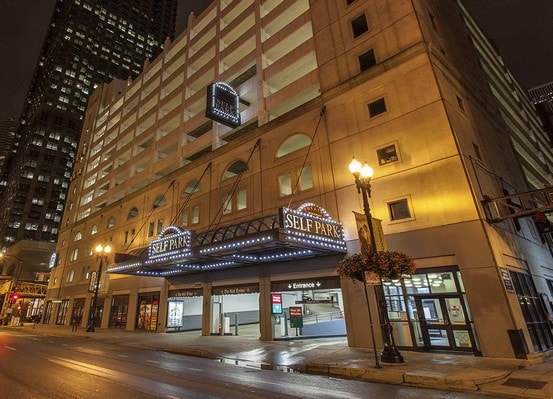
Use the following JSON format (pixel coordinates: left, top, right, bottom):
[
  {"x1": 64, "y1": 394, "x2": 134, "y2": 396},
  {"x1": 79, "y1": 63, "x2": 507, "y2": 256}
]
[
  {"x1": 49, "y1": 253, "x2": 58, "y2": 269},
  {"x1": 271, "y1": 293, "x2": 283, "y2": 314},
  {"x1": 205, "y1": 82, "x2": 241, "y2": 128},
  {"x1": 148, "y1": 226, "x2": 192, "y2": 260},
  {"x1": 280, "y1": 203, "x2": 344, "y2": 239},
  {"x1": 289, "y1": 306, "x2": 303, "y2": 328}
]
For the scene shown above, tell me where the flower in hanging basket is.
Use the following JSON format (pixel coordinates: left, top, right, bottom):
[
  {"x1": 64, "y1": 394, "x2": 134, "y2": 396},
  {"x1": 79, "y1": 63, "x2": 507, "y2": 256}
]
[{"x1": 337, "y1": 251, "x2": 416, "y2": 281}]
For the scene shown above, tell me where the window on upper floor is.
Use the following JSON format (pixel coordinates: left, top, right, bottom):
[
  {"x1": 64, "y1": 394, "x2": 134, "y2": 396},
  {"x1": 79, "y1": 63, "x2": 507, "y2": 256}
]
[
  {"x1": 388, "y1": 198, "x2": 412, "y2": 221},
  {"x1": 181, "y1": 205, "x2": 200, "y2": 227},
  {"x1": 183, "y1": 179, "x2": 201, "y2": 195},
  {"x1": 278, "y1": 165, "x2": 313, "y2": 197},
  {"x1": 276, "y1": 134, "x2": 312, "y2": 158},
  {"x1": 377, "y1": 143, "x2": 399, "y2": 166},
  {"x1": 223, "y1": 160, "x2": 248, "y2": 180},
  {"x1": 368, "y1": 98, "x2": 387, "y2": 117},
  {"x1": 107, "y1": 217, "x2": 116, "y2": 228},
  {"x1": 127, "y1": 207, "x2": 139, "y2": 219},
  {"x1": 351, "y1": 14, "x2": 369, "y2": 38},
  {"x1": 359, "y1": 49, "x2": 376, "y2": 72},
  {"x1": 74, "y1": 232, "x2": 82, "y2": 241},
  {"x1": 152, "y1": 195, "x2": 167, "y2": 209},
  {"x1": 222, "y1": 188, "x2": 248, "y2": 215}
]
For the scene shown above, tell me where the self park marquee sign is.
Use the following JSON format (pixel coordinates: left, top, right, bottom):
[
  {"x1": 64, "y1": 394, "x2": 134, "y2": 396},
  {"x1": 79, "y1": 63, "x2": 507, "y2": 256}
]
[
  {"x1": 280, "y1": 203, "x2": 344, "y2": 240},
  {"x1": 148, "y1": 226, "x2": 192, "y2": 260},
  {"x1": 140, "y1": 203, "x2": 345, "y2": 270}
]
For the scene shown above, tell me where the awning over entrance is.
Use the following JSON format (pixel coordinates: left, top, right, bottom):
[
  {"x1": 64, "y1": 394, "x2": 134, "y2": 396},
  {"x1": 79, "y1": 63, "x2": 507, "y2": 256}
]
[{"x1": 107, "y1": 203, "x2": 347, "y2": 277}]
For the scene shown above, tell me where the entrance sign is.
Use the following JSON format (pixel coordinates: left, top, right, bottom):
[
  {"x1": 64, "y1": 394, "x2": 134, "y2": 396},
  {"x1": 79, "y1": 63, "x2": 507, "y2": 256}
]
[
  {"x1": 205, "y1": 82, "x2": 241, "y2": 128},
  {"x1": 289, "y1": 306, "x2": 303, "y2": 328},
  {"x1": 271, "y1": 293, "x2": 283, "y2": 314},
  {"x1": 272, "y1": 277, "x2": 340, "y2": 292}
]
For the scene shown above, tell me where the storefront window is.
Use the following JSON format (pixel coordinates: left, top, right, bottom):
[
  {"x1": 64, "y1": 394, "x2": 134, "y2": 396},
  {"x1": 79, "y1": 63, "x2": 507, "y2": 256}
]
[
  {"x1": 110, "y1": 295, "x2": 129, "y2": 328},
  {"x1": 137, "y1": 293, "x2": 159, "y2": 331},
  {"x1": 509, "y1": 271, "x2": 553, "y2": 352}
]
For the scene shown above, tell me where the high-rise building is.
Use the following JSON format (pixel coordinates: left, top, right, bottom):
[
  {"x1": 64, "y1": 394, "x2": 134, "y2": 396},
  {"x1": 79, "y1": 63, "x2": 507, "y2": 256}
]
[
  {"x1": 0, "y1": 117, "x2": 18, "y2": 179},
  {"x1": 529, "y1": 81, "x2": 553, "y2": 145},
  {"x1": 0, "y1": 0, "x2": 178, "y2": 248},
  {"x1": 45, "y1": 0, "x2": 553, "y2": 360}
]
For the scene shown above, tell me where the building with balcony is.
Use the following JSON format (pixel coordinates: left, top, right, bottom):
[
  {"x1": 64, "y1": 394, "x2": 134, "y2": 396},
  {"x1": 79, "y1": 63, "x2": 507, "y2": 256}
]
[{"x1": 45, "y1": 0, "x2": 553, "y2": 359}]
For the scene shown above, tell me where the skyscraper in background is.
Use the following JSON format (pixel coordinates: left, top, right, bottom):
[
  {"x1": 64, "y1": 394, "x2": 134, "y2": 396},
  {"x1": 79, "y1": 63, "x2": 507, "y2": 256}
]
[
  {"x1": 0, "y1": 0, "x2": 178, "y2": 248},
  {"x1": 529, "y1": 81, "x2": 553, "y2": 146}
]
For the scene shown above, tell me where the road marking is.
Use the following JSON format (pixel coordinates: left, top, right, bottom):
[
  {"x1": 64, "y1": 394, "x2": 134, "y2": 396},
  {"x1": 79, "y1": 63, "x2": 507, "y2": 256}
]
[
  {"x1": 117, "y1": 354, "x2": 128, "y2": 358},
  {"x1": 147, "y1": 360, "x2": 160, "y2": 364},
  {"x1": 166, "y1": 396, "x2": 182, "y2": 399},
  {"x1": 187, "y1": 367, "x2": 203, "y2": 372},
  {"x1": 4, "y1": 346, "x2": 16, "y2": 351},
  {"x1": 47, "y1": 355, "x2": 196, "y2": 398}
]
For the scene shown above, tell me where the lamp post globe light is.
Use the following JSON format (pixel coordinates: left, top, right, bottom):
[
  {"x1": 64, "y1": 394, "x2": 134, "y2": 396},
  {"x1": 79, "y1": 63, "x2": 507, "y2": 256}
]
[
  {"x1": 349, "y1": 158, "x2": 404, "y2": 364},
  {"x1": 86, "y1": 244, "x2": 111, "y2": 333}
]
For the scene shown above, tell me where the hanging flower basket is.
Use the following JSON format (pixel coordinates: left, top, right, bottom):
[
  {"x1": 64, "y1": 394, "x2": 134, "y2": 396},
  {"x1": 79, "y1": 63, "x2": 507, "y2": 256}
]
[{"x1": 337, "y1": 251, "x2": 416, "y2": 282}]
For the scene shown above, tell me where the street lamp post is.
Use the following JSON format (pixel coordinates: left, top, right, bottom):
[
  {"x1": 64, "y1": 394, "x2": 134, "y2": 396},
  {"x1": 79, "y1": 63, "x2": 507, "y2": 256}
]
[
  {"x1": 86, "y1": 244, "x2": 111, "y2": 332},
  {"x1": 349, "y1": 158, "x2": 404, "y2": 364}
]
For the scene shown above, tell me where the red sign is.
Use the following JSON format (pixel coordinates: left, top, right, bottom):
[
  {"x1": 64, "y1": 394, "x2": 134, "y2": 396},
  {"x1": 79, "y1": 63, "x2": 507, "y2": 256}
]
[
  {"x1": 271, "y1": 293, "x2": 282, "y2": 314},
  {"x1": 289, "y1": 306, "x2": 303, "y2": 318}
]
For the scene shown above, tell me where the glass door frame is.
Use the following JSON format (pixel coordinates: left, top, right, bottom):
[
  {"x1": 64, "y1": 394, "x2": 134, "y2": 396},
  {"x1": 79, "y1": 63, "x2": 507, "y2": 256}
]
[{"x1": 413, "y1": 293, "x2": 475, "y2": 352}]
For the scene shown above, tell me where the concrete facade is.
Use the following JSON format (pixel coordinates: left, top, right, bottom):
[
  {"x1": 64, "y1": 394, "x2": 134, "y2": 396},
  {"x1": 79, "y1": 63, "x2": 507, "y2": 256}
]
[{"x1": 45, "y1": 0, "x2": 553, "y2": 359}]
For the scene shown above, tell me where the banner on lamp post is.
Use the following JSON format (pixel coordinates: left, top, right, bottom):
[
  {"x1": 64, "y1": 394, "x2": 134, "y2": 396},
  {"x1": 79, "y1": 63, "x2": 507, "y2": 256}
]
[{"x1": 353, "y1": 211, "x2": 387, "y2": 254}]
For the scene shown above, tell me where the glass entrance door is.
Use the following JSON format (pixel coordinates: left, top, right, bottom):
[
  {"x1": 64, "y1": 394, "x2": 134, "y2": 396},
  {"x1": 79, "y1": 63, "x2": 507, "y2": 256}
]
[{"x1": 414, "y1": 295, "x2": 473, "y2": 351}]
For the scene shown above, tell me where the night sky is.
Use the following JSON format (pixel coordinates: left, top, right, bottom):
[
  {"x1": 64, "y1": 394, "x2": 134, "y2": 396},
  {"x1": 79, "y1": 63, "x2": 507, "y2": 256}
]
[{"x1": 0, "y1": 0, "x2": 550, "y2": 123}]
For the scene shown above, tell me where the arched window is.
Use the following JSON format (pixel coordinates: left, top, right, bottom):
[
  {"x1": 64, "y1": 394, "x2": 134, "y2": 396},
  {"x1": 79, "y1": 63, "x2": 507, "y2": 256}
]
[
  {"x1": 91, "y1": 225, "x2": 98, "y2": 235},
  {"x1": 182, "y1": 179, "x2": 201, "y2": 195},
  {"x1": 107, "y1": 217, "x2": 116, "y2": 228},
  {"x1": 152, "y1": 194, "x2": 167, "y2": 209},
  {"x1": 127, "y1": 207, "x2": 139, "y2": 219},
  {"x1": 222, "y1": 160, "x2": 248, "y2": 180},
  {"x1": 276, "y1": 134, "x2": 312, "y2": 158},
  {"x1": 74, "y1": 232, "x2": 82, "y2": 241}
]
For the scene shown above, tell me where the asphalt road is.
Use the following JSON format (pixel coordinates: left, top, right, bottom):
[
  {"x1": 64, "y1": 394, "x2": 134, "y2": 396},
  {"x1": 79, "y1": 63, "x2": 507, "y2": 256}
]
[{"x1": 0, "y1": 330, "x2": 499, "y2": 398}]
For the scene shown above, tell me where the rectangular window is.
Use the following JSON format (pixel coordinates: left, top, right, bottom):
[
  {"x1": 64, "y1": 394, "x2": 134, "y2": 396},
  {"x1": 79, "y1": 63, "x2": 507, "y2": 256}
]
[
  {"x1": 351, "y1": 14, "x2": 369, "y2": 38},
  {"x1": 70, "y1": 248, "x2": 79, "y2": 261},
  {"x1": 359, "y1": 49, "x2": 376, "y2": 71},
  {"x1": 237, "y1": 189, "x2": 247, "y2": 211},
  {"x1": 191, "y1": 206, "x2": 200, "y2": 224},
  {"x1": 223, "y1": 194, "x2": 232, "y2": 214},
  {"x1": 66, "y1": 269, "x2": 74, "y2": 283},
  {"x1": 299, "y1": 165, "x2": 313, "y2": 190},
  {"x1": 388, "y1": 198, "x2": 411, "y2": 221},
  {"x1": 368, "y1": 98, "x2": 387, "y2": 117},
  {"x1": 148, "y1": 222, "x2": 155, "y2": 237},
  {"x1": 279, "y1": 172, "x2": 293, "y2": 196},
  {"x1": 181, "y1": 210, "x2": 189, "y2": 226},
  {"x1": 377, "y1": 144, "x2": 398, "y2": 165},
  {"x1": 157, "y1": 219, "x2": 164, "y2": 235}
]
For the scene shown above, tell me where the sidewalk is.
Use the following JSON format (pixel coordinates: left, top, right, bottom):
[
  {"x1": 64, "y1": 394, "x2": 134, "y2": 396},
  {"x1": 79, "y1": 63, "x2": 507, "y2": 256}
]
[{"x1": 8, "y1": 323, "x2": 553, "y2": 398}]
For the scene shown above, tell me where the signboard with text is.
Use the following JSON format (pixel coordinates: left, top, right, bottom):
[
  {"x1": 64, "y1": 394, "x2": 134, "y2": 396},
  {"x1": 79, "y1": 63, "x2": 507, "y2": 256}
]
[
  {"x1": 289, "y1": 306, "x2": 303, "y2": 328},
  {"x1": 205, "y1": 82, "x2": 241, "y2": 128},
  {"x1": 271, "y1": 293, "x2": 283, "y2": 314}
]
